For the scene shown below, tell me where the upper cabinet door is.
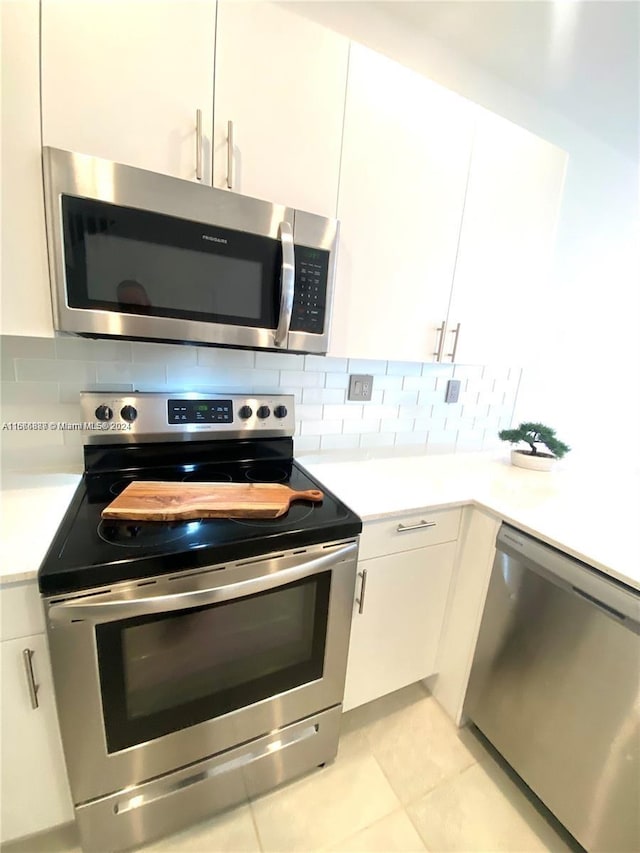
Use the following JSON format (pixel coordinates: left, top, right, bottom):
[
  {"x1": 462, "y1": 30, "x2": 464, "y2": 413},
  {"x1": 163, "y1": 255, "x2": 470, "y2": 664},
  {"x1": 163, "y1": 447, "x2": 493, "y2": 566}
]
[
  {"x1": 1, "y1": 0, "x2": 54, "y2": 337},
  {"x1": 41, "y1": 0, "x2": 215, "y2": 183},
  {"x1": 329, "y1": 44, "x2": 476, "y2": 362},
  {"x1": 213, "y1": 1, "x2": 348, "y2": 217},
  {"x1": 445, "y1": 109, "x2": 568, "y2": 365}
]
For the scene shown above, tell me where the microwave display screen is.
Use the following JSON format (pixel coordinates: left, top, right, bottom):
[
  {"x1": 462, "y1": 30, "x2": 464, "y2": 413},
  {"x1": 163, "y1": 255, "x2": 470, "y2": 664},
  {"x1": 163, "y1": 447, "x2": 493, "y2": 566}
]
[{"x1": 61, "y1": 196, "x2": 280, "y2": 330}]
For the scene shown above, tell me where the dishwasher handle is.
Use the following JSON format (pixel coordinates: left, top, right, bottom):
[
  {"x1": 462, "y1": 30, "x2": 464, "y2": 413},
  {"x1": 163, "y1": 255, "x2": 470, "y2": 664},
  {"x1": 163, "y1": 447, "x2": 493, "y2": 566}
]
[{"x1": 497, "y1": 525, "x2": 640, "y2": 631}]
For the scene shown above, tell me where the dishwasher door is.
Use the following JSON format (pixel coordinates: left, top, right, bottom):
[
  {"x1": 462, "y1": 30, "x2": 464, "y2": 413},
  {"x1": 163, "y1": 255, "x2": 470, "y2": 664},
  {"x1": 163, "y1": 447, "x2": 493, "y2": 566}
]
[{"x1": 464, "y1": 525, "x2": 640, "y2": 853}]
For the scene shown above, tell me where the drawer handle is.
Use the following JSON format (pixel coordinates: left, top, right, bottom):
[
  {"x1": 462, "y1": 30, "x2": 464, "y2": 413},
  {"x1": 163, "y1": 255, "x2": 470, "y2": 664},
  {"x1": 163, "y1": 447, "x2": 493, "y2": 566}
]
[
  {"x1": 22, "y1": 648, "x2": 39, "y2": 710},
  {"x1": 397, "y1": 520, "x2": 437, "y2": 533}
]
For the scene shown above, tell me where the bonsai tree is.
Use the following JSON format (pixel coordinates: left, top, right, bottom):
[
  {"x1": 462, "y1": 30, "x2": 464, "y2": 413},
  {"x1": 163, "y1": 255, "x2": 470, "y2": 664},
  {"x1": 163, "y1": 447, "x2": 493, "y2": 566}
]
[{"x1": 499, "y1": 422, "x2": 570, "y2": 459}]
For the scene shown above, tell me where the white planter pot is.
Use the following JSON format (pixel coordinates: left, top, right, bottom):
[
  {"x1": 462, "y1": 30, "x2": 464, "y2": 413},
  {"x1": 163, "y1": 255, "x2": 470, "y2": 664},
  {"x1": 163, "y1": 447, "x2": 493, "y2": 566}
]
[{"x1": 510, "y1": 449, "x2": 557, "y2": 471}]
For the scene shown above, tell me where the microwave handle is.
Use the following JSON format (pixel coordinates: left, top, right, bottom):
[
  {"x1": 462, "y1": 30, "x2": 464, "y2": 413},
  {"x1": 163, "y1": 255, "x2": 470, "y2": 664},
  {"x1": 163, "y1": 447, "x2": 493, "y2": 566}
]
[{"x1": 274, "y1": 221, "x2": 295, "y2": 347}]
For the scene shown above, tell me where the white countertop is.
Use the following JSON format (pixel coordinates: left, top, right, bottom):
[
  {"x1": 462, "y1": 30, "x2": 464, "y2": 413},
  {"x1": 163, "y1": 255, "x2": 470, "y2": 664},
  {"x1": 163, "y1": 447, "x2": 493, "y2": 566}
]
[
  {"x1": 299, "y1": 452, "x2": 640, "y2": 591},
  {"x1": 0, "y1": 472, "x2": 82, "y2": 584},
  {"x1": 1, "y1": 452, "x2": 638, "y2": 590}
]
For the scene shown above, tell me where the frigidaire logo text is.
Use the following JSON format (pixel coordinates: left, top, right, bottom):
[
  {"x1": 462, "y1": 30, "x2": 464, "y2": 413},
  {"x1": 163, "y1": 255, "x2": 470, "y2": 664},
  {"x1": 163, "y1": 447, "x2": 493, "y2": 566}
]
[{"x1": 202, "y1": 234, "x2": 228, "y2": 244}]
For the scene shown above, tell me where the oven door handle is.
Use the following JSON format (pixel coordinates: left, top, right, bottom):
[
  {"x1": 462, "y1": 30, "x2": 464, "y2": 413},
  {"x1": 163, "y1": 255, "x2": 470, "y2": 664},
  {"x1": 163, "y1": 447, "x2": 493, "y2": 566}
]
[
  {"x1": 274, "y1": 221, "x2": 295, "y2": 347},
  {"x1": 47, "y1": 542, "x2": 357, "y2": 623}
]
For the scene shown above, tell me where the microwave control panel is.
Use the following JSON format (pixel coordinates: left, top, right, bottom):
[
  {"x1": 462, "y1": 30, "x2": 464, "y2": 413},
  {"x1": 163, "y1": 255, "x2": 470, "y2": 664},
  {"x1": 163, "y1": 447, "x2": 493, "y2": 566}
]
[{"x1": 290, "y1": 246, "x2": 329, "y2": 335}]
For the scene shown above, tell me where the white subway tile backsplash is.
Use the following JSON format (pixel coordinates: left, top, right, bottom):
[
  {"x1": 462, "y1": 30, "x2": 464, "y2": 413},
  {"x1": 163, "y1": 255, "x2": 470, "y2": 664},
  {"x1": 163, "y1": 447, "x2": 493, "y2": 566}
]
[
  {"x1": 417, "y1": 389, "x2": 443, "y2": 408},
  {"x1": 422, "y1": 364, "x2": 455, "y2": 379},
  {"x1": 477, "y1": 390, "x2": 505, "y2": 407},
  {"x1": 300, "y1": 419, "x2": 342, "y2": 435},
  {"x1": 381, "y1": 417, "x2": 415, "y2": 433},
  {"x1": 402, "y1": 375, "x2": 438, "y2": 392},
  {"x1": 284, "y1": 371, "x2": 325, "y2": 388},
  {"x1": 364, "y1": 404, "x2": 400, "y2": 420},
  {"x1": 414, "y1": 416, "x2": 447, "y2": 432},
  {"x1": 1, "y1": 381, "x2": 59, "y2": 405},
  {"x1": 484, "y1": 365, "x2": 512, "y2": 381},
  {"x1": 132, "y1": 342, "x2": 197, "y2": 364},
  {"x1": 382, "y1": 389, "x2": 419, "y2": 406},
  {"x1": 294, "y1": 435, "x2": 321, "y2": 453},
  {"x1": 372, "y1": 374, "x2": 404, "y2": 391},
  {"x1": 456, "y1": 430, "x2": 485, "y2": 452},
  {"x1": 398, "y1": 404, "x2": 429, "y2": 420},
  {"x1": 56, "y1": 337, "x2": 132, "y2": 362},
  {"x1": 0, "y1": 334, "x2": 521, "y2": 472},
  {"x1": 319, "y1": 434, "x2": 360, "y2": 451},
  {"x1": 323, "y1": 403, "x2": 364, "y2": 420},
  {"x1": 15, "y1": 358, "x2": 96, "y2": 384},
  {"x1": 347, "y1": 358, "x2": 387, "y2": 375},
  {"x1": 1, "y1": 335, "x2": 56, "y2": 361},
  {"x1": 453, "y1": 365, "x2": 484, "y2": 380},
  {"x1": 305, "y1": 355, "x2": 347, "y2": 373},
  {"x1": 96, "y1": 362, "x2": 167, "y2": 386},
  {"x1": 255, "y1": 352, "x2": 305, "y2": 371},
  {"x1": 360, "y1": 432, "x2": 395, "y2": 448},
  {"x1": 324, "y1": 373, "x2": 350, "y2": 389},
  {"x1": 296, "y1": 404, "x2": 323, "y2": 421},
  {"x1": 386, "y1": 361, "x2": 422, "y2": 376},
  {"x1": 302, "y1": 388, "x2": 345, "y2": 405},
  {"x1": 342, "y1": 418, "x2": 380, "y2": 434},
  {"x1": 197, "y1": 349, "x2": 255, "y2": 369}
]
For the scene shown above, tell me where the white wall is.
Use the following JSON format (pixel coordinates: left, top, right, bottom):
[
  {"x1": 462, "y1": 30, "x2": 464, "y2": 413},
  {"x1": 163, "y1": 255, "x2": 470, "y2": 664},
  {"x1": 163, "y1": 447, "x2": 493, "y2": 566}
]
[{"x1": 288, "y1": 1, "x2": 640, "y2": 461}]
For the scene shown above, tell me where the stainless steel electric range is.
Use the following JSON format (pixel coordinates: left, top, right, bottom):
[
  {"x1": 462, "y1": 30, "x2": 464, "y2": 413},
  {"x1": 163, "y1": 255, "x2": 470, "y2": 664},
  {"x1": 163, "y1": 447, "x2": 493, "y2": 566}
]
[{"x1": 38, "y1": 392, "x2": 361, "y2": 853}]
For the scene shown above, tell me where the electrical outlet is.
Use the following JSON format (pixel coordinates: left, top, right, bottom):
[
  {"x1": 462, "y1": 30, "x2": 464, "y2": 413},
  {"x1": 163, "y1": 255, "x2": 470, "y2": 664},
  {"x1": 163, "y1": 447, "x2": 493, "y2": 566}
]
[
  {"x1": 348, "y1": 374, "x2": 373, "y2": 402},
  {"x1": 445, "y1": 379, "x2": 461, "y2": 404}
]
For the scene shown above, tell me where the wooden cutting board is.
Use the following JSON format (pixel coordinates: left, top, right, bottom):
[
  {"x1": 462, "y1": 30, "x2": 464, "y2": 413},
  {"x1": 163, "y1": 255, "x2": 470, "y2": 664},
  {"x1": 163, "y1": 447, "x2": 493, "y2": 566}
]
[{"x1": 101, "y1": 481, "x2": 324, "y2": 521}]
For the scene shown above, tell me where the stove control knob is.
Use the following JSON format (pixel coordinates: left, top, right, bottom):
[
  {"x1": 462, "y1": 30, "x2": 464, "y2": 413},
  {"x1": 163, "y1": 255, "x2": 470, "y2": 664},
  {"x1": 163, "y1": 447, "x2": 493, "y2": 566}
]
[
  {"x1": 95, "y1": 405, "x2": 113, "y2": 422},
  {"x1": 274, "y1": 405, "x2": 288, "y2": 419},
  {"x1": 120, "y1": 405, "x2": 138, "y2": 423},
  {"x1": 257, "y1": 405, "x2": 271, "y2": 419},
  {"x1": 238, "y1": 405, "x2": 253, "y2": 420}
]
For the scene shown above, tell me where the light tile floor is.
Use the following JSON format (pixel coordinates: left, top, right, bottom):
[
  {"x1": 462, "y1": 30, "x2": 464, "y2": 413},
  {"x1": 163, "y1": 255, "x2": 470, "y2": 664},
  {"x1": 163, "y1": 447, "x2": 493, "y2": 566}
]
[{"x1": 2, "y1": 684, "x2": 581, "y2": 853}]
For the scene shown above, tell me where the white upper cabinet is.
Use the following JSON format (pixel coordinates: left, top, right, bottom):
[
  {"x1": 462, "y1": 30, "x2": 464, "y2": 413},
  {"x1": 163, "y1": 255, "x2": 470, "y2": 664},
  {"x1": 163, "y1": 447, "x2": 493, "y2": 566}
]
[
  {"x1": 213, "y1": 1, "x2": 349, "y2": 216},
  {"x1": 444, "y1": 109, "x2": 568, "y2": 365},
  {"x1": 41, "y1": 0, "x2": 216, "y2": 183},
  {"x1": 1, "y1": 0, "x2": 54, "y2": 337},
  {"x1": 329, "y1": 43, "x2": 476, "y2": 362}
]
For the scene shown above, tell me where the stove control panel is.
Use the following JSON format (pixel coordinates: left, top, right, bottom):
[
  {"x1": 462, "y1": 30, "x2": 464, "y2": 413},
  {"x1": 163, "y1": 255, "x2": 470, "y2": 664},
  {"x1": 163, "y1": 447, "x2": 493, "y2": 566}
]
[{"x1": 80, "y1": 392, "x2": 295, "y2": 442}]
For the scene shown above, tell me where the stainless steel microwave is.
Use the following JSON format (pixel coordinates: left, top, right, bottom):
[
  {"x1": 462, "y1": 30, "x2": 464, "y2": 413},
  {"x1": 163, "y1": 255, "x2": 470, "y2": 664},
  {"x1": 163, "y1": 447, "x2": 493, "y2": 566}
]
[{"x1": 42, "y1": 148, "x2": 338, "y2": 354}]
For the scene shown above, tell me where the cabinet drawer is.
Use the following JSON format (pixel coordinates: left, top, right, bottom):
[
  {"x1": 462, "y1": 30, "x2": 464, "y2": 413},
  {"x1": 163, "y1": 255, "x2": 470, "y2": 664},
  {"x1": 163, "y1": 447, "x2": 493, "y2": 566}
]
[
  {"x1": 0, "y1": 581, "x2": 45, "y2": 642},
  {"x1": 359, "y1": 507, "x2": 461, "y2": 561}
]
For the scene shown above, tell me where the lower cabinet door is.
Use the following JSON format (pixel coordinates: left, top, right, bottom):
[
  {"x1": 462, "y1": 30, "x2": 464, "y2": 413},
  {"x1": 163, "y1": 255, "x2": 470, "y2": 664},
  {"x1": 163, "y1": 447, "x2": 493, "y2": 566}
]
[
  {"x1": 0, "y1": 633, "x2": 73, "y2": 843},
  {"x1": 343, "y1": 542, "x2": 457, "y2": 711}
]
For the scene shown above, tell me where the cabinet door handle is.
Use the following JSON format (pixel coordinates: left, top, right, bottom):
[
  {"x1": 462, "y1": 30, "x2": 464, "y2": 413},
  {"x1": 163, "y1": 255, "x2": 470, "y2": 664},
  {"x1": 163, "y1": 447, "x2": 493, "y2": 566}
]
[
  {"x1": 22, "y1": 648, "x2": 39, "y2": 710},
  {"x1": 227, "y1": 120, "x2": 234, "y2": 189},
  {"x1": 195, "y1": 109, "x2": 203, "y2": 182},
  {"x1": 433, "y1": 321, "x2": 447, "y2": 362},
  {"x1": 446, "y1": 322, "x2": 461, "y2": 362},
  {"x1": 397, "y1": 520, "x2": 437, "y2": 533},
  {"x1": 356, "y1": 569, "x2": 368, "y2": 614}
]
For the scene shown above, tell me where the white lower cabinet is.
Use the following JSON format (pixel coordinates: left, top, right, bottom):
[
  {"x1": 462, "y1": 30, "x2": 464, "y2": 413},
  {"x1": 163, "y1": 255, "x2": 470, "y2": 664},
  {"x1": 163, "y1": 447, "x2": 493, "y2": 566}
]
[
  {"x1": 343, "y1": 510, "x2": 460, "y2": 711},
  {"x1": 0, "y1": 631, "x2": 73, "y2": 843}
]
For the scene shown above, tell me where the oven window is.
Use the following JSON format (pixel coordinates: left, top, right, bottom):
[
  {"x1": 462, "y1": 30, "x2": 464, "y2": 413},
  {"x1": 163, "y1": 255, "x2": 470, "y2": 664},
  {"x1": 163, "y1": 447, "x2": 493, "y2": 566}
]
[
  {"x1": 96, "y1": 573, "x2": 330, "y2": 753},
  {"x1": 61, "y1": 196, "x2": 280, "y2": 329}
]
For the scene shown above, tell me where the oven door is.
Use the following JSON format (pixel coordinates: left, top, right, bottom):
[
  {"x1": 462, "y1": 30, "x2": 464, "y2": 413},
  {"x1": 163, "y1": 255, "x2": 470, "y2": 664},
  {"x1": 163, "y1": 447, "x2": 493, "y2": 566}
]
[
  {"x1": 45, "y1": 541, "x2": 357, "y2": 805},
  {"x1": 43, "y1": 147, "x2": 337, "y2": 353}
]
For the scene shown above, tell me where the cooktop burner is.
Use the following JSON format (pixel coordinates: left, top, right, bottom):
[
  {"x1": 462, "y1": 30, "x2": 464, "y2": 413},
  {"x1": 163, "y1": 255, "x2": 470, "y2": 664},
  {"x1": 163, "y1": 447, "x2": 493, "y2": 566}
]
[
  {"x1": 245, "y1": 465, "x2": 289, "y2": 483},
  {"x1": 97, "y1": 519, "x2": 192, "y2": 548}
]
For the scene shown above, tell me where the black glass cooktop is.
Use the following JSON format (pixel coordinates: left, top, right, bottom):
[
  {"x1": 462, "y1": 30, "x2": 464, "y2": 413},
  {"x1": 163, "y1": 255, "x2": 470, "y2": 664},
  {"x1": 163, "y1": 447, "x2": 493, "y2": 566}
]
[{"x1": 38, "y1": 438, "x2": 361, "y2": 595}]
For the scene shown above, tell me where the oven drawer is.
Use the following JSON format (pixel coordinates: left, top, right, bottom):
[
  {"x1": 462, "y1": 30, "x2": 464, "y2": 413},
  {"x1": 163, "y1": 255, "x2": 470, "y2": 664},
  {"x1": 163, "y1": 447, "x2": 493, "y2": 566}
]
[
  {"x1": 359, "y1": 507, "x2": 461, "y2": 561},
  {"x1": 75, "y1": 706, "x2": 341, "y2": 853}
]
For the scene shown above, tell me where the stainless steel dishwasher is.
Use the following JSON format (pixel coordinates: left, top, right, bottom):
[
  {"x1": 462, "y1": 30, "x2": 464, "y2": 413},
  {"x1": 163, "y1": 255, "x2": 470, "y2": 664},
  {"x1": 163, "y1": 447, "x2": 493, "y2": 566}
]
[{"x1": 464, "y1": 524, "x2": 640, "y2": 853}]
